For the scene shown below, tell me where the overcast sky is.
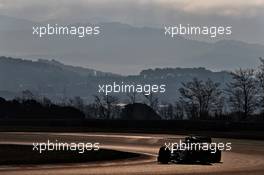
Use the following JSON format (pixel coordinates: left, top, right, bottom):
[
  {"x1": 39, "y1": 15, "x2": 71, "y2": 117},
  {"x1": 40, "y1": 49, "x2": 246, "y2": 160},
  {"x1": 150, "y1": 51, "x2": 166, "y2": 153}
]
[
  {"x1": 0, "y1": 0, "x2": 264, "y2": 74},
  {"x1": 0, "y1": 0, "x2": 263, "y2": 44}
]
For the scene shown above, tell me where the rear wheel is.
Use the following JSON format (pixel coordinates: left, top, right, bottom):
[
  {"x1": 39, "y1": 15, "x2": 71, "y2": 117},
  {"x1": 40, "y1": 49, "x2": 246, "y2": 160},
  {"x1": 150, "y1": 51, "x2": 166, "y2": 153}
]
[
  {"x1": 212, "y1": 150, "x2": 221, "y2": 163},
  {"x1": 158, "y1": 146, "x2": 170, "y2": 164}
]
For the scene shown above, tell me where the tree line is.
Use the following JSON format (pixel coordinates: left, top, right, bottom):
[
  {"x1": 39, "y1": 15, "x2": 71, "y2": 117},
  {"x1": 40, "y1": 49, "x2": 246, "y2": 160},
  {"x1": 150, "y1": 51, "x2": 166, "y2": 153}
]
[
  {"x1": 1, "y1": 58, "x2": 263, "y2": 121},
  {"x1": 0, "y1": 94, "x2": 85, "y2": 119},
  {"x1": 82, "y1": 58, "x2": 264, "y2": 121}
]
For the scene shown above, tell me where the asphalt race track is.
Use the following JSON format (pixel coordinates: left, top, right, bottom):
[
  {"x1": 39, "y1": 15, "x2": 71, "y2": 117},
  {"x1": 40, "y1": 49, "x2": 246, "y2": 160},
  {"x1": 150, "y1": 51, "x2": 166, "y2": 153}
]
[{"x1": 0, "y1": 132, "x2": 264, "y2": 175}]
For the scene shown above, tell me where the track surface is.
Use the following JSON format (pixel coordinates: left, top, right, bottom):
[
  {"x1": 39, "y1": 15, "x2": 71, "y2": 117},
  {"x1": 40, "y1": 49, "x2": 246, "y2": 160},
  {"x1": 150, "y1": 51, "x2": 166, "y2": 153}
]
[{"x1": 0, "y1": 132, "x2": 264, "y2": 175}]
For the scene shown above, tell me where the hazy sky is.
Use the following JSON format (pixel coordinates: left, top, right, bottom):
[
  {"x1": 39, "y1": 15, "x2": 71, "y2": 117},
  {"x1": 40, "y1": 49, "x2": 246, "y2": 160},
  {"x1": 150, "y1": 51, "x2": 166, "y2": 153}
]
[
  {"x1": 0, "y1": 0, "x2": 264, "y2": 75},
  {"x1": 0, "y1": 0, "x2": 263, "y2": 44},
  {"x1": 0, "y1": 0, "x2": 264, "y2": 20}
]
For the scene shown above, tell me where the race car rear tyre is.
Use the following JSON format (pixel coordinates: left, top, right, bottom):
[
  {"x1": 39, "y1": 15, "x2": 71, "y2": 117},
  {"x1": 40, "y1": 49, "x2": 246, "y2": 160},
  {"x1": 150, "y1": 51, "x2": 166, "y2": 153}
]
[
  {"x1": 212, "y1": 150, "x2": 221, "y2": 163},
  {"x1": 158, "y1": 146, "x2": 170, "y2": 164}
]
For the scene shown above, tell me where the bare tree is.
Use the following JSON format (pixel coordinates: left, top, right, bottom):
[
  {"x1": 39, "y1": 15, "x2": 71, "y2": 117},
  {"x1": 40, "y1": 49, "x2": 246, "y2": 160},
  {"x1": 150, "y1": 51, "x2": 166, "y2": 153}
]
[
  {"x1": 42, "y1": 97, "x2": 52, "y2": 107},
  {"x1": 93, "y1": 95, "x2": 119, "y2": 119},
  {"x1": 158, "y1": 102, "x2": 174, "y2": 120},
  {"x1": 211, "y1": 96, "x2": 225, "y2": 118},
  {"x1": 143, "y1": 92, "x2": 159, "y2": 109},
  {"x1": 126, "y1": 91, "x2": 137, "y2": 104},
  {"x1": 226, "y1": 68, "x2": 257, "y2": 119},
  {"x1": 69, "y1": 96, "x2": 84, "y2": 111},
  {"x1": 179, "y1": 78, "x2": 222, "y2": 119},
  {"x1": 21, "y1": 90, "x2": 35, "y2": 100},
  {"x1": 257, "y1": 57, "x2": 264, "y2": 112},
  {"x1": 94, "y1": 95, "x2": 106, "y2": 118},
  {"x1": 167, "y1": 104, "x2": 174, "y2": 120},
  {"x1": 178, "y1": 96, "x2": 198, "y2": 119},
  {"x1": 104, "y1": 95, "x2": 119, "y2": 119},
  {"x1": 174, "y1": 101, "x2": 184, "y2": 120}
]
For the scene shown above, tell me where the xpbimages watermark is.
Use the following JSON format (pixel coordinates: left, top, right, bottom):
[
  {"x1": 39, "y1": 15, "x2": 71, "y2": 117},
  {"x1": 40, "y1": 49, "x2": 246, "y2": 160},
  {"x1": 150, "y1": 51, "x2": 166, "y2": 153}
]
[
  {"x1": 164, "y1": 24, "x2": 232, "y2": 38},
  {"x1": 164, "y1": 141, "x2": 232, "y2": 154},
  {"x1": 98, "y1": 82, "x2": 166, "y2": 95},
  {"x1": 32, "y1": 24, "x2": 100, "y2": 38},
  {"x1": 32, "y1": 140, "x2": 100, "y2": 154}
]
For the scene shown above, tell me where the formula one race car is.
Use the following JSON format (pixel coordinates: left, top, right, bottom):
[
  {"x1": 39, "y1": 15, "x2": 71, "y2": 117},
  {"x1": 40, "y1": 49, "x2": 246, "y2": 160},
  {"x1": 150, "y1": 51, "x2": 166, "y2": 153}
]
[{"x1": 157, "y1": 136, "x2": 221, "y2": 164}]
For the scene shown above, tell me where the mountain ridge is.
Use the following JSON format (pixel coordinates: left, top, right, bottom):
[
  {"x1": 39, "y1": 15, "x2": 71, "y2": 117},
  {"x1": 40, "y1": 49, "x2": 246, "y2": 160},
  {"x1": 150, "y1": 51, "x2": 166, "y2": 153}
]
[
  {"x1": 0, "y1": 15, "x2": 263, "y2": 74},
  {"x1": 0, "y1": 56, "x2": 232, "y2": 102}
]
